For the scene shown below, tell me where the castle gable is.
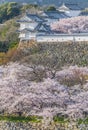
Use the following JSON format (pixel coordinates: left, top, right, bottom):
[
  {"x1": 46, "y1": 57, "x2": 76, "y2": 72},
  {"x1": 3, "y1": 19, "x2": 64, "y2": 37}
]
[
  {"x1": 38, "y1": 25, "x2": 48, "y2": 31},
  {"x1": 40, "y1": 12, "x2": 49, "y2": 17},
  {"x1": 35, "y1": 23, "x2": 51, "y2": 34}
]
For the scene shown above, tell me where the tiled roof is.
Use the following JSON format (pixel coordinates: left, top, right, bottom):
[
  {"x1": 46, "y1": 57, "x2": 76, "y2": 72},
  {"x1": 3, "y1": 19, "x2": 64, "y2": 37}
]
[
  {"x1": 79, "y1": 11, "x2": 88, "y2": 16},
  {"x1": 43, "y1": 11, "x2": 69, "y2": 19},
  {"x1": 18, "y1": 28, "x2": 34, "y2": 33},
  {"x1": 17, "y1": 13, "x2": 44, "y2": 23},
  {"x1": 38, "y1": 33, "x2": 88, "y2": 36},
  {"x1": 65, "y1": 3, "x2": 82, "y2": 10},
  {"x1": 26, "y1": 13, "x2": 44, "y2": 22}
]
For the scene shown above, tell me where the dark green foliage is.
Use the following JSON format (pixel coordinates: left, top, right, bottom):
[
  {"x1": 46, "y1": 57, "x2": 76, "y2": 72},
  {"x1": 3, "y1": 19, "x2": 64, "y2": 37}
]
[
  {"x1": 0, "y1": 17, "x2": 19, "y2": 52},
  {"x1": 21, "y1": 4, "x2": 39, "y2": 12},
  {"x1": 7, "y1": 4, "x2": 20, "y2": 19},
  {"x1": 0, "y1": 42, "x2": 8, "y2": 52},
  {"x1": 46, "y1": 5, "x2": 56, "y2": 11},
  {"x1": 0, "y1": 2, "x2": 41, "y2": 23},
  {"x1": 0, "y1": 41, "x2": 18, "y2": 53},
  {"x1": 0, "y1": 2, "x2": 20, "y2": 23}
]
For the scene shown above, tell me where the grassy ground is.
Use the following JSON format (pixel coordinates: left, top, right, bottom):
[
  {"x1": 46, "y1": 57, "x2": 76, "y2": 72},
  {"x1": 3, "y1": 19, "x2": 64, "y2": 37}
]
[
  {"x1": 78, "y1": 117, "x2": 88, "y2": 125},
  {"x1": 53, "y1": 115, "x2": 69, "y2": 124},
  {"x1": 0, "y1": 115, "x2": 42, "y2": 123}
]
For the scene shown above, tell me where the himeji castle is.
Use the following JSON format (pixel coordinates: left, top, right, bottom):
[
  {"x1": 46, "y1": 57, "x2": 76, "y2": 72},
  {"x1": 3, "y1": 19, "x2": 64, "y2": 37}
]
[
  {"x1": 17, "y1": 13, "x2": 52, "y2": 41},
  {"x1": 17, "y1": 4, "x2": 88, "y2": 43}
]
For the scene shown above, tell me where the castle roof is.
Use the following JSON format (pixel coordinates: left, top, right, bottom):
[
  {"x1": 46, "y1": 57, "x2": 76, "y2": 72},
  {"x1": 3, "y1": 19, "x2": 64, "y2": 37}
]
[
  {"x1": 58, "y1": 3, "x2": 70, "y2": 11},
  {"x1": 46, "y1": 11, "x2": 69, "y2": 19},
  {"x1": 17, "y1": 13, "x2": 44, "y2": 23},
  {"x1": 65, "y1": 3, "x2": 81, "y2": 10},
  {"x1": 26, "y1": 13, "x2": 44, "y2": 22},
  {"x1": 79, "y1": 11, "x2": 88, "y2": 16},
  {"x1": 18, "y1": 28, "x2": 34, "y2": 33},
  {"x1": 41, "y1": 11, "x2": 69, "y2": 19}
]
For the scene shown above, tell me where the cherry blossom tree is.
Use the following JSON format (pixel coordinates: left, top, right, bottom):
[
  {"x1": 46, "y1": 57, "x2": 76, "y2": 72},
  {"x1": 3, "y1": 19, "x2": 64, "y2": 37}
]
[
  {"x1": 51, "y1": 16, "x2": 88, "y2": 33},
  {"x1": 0, "y1": 62, "x2": 88, "y2": 120}
]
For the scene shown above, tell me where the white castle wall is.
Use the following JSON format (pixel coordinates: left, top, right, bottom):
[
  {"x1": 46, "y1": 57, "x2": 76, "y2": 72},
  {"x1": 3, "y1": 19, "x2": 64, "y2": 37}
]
[
  {"x1": 36, "y1": 34, "x2": 88, "y2": 42},
  {"x1": 19, "y1": 33, "x2": 37, "y2": 41}
]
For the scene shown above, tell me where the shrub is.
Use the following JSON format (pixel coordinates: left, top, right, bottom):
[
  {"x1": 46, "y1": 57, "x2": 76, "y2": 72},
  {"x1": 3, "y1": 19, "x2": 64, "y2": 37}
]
[
  {"x1": 57, "y1": 66, "x2": 88, "y2": 87},
  {"x1": 46, "y1": 6, "x2": 56, "y2": 11}
]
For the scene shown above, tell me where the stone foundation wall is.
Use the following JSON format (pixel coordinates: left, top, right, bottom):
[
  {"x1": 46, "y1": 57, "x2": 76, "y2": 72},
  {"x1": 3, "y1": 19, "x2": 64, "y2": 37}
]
[
  {"x1": 0, "y1": 121, "x2": 87, "y2": 130},
  {"x1": 18, "y1": 40, "x2": 37, "y2": 50}
]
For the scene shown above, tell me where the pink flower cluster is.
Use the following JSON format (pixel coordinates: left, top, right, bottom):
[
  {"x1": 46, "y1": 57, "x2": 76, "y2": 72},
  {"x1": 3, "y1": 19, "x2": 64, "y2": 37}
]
[{"x1": 51, "y1": 16, "x2": 88, "y2": 33}]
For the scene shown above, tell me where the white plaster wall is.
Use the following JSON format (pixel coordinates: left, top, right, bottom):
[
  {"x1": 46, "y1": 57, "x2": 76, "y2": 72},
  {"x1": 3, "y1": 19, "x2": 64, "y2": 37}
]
[
  {"x1": 37, "y1": 35, "x2": 88, "y2": 42},
  {"x1": 37, "y1": 36, "x2": 73, "y2": 42},
  {"x1": 20, "y1": 24, "x2": 26, "y2": 30},
  {"x1": 75, "y1": 36, "x2": 88, "y2": 41},
  {"x1": 19, "y1": 33, "x2": 36, "y2": 40},
  {"x1": 26, "y1": 23, "x2": 38, "y2": 30},
  {"x1": 19, "y1": 33, "x2": 88, "y2": 42},
  {"x1": 19, "y1": 33, "x2": 25, "y2": 38}
]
